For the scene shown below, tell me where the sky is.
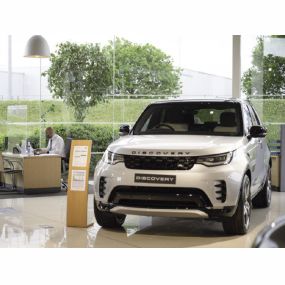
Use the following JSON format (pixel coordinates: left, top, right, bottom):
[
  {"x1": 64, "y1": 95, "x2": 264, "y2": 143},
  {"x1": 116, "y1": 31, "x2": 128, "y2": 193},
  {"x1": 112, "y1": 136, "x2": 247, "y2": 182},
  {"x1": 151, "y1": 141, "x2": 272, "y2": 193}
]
[{"x1": 0, "y1": 0, "x2": 280, "y2": 77}]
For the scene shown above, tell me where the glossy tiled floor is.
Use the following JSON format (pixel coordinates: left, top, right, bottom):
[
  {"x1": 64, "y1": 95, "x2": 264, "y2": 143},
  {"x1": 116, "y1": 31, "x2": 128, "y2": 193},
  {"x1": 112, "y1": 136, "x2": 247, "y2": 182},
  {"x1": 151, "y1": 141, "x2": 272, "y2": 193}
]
[{"x1": 0, "y1": 192, "x2": 284, "y2": 248}]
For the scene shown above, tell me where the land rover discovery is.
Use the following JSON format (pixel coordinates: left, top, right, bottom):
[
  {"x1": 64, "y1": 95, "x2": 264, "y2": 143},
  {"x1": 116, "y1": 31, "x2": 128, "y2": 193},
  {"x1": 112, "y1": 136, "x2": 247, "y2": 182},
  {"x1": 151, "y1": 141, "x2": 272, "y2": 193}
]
[{"x1": 93, "y1": 99, "x2": 271, "y2": 235}]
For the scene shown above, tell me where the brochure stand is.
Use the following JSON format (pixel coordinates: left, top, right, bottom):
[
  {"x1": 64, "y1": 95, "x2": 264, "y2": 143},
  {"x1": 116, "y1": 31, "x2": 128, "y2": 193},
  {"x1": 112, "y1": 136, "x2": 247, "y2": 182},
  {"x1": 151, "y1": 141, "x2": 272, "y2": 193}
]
[{"x1": 66, "y1": 140, "x2": 93, "y2": 227}]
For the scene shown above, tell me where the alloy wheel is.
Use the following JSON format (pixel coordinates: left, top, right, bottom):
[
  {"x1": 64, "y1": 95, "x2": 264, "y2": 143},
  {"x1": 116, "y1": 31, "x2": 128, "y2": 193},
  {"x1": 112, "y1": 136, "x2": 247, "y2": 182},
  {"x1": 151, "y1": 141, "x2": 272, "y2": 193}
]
[
  {"x1": 267, "y1": 169, "x2": 272, "y2": 205},
  {"x1": 243, "y1": 177, "x2": 251, "y2": 231}
]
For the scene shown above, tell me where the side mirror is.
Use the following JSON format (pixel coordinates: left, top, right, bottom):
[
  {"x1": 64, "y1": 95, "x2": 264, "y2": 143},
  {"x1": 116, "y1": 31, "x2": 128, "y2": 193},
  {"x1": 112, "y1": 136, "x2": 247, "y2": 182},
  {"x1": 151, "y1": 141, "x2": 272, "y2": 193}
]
[
  {"x1": 249, "y1": 125, "x2": 267, "y2": 138},
  {"x1": 119, "y1": 124, "x2": 130, "y2": 136}
]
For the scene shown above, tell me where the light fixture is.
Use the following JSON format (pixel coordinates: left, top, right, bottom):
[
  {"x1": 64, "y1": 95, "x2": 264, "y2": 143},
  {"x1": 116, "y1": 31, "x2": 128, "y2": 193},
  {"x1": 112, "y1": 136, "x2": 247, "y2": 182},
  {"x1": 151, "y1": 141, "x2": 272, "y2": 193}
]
[
  {"x1": 24, "y1": 35, "x2": 50, "y2": 58},
  {"x1": 24, "y1": 35, "x2": 50, "y2": 147}
]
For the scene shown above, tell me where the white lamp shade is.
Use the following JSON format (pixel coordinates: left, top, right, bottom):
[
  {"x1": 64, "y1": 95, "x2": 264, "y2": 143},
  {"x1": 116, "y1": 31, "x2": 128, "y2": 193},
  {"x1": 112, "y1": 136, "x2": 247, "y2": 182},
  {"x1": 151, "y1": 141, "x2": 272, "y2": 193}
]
[{"x1": 24, "y1": 35, "x2": 50, "y2": 58}]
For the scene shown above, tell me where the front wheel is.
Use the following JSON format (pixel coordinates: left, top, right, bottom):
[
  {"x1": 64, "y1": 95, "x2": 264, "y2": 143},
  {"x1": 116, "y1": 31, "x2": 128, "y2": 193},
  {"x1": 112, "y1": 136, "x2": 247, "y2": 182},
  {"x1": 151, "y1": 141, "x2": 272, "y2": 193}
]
[
  {"x1": 222, "y1": 174, "x2": 252, "y2": 235},
  {"x1": 94, "y1": 199, "x2": 126, "y2": 228}
]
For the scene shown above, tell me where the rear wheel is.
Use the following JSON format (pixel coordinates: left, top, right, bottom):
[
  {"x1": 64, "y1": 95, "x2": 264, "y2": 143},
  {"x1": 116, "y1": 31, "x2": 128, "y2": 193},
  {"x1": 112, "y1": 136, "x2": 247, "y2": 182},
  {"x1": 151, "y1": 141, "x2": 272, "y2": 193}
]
[
  {"x1": 94, "y1": 199, "x2": 126, "y2": 228},
  {"x1": 222, "y1": 174, "x2": 251, "y2": 235},
  {"x1": 252, "y1": 168, "x2": 272, "y2": 208}
]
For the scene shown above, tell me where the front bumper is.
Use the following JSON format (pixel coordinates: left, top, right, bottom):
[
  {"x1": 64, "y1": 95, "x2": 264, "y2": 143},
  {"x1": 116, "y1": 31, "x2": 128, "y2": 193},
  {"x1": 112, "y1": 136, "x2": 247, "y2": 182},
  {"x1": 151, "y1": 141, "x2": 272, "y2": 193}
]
[
  {"x1": 111, "y1": 206, "x2": 209, "y2": 218},
  {"x1": 94, "y1": 157, "x2": 245, "y2": 218}
]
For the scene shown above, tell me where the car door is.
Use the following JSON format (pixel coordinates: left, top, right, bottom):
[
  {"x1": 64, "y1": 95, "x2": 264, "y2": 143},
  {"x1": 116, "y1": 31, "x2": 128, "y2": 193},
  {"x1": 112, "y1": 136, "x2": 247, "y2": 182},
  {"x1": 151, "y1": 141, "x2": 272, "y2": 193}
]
[
  {"x1": 247, "y1": 104, "x2": 269, "y2": 187},
  {"x1": 246, "y1": 104, "x2": 265, "y2": 194},
  {"x1": 242, "y1": 104, "x2": 260, "y2": 195}
]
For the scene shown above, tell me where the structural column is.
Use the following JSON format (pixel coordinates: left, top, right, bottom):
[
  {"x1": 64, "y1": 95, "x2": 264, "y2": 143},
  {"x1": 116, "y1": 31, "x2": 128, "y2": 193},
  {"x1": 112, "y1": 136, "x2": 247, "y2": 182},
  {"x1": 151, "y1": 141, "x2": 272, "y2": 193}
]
[
  {"x1": 8, "y1": 35, "x2": 12, "y2": 99},
  {"x1": 280, "y1": 125, "x2": 285, "y2": 192},
  {"x1": 232, "y1": 35, "x2": 241, "y2": 99}
]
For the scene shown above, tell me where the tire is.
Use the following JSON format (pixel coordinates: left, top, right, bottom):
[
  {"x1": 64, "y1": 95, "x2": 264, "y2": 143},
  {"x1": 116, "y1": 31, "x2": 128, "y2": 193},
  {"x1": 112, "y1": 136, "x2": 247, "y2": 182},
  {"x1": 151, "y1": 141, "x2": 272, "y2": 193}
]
[
  {"x1": 252, "y1": 168, "x2": 272, "y2": 208},
  {"x1": 94, "y1": 199, "x2": 126, "y2": 228},
  {"x1": 222, "y1": 174, "x2": 252, "y2": 235}
]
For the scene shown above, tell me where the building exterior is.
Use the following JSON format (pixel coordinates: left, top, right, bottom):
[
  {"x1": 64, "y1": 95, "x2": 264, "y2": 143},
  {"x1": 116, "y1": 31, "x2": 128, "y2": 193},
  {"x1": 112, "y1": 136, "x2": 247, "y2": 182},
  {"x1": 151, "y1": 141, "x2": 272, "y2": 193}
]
[
  {"x1": 0, "y1": 67, "x2": 232, "y2": 100},
  {"x1": 0, "y1": 70, "x2": 25, "y2": 100},
  {"x1": 181, "y1": 69, "x2": 232, "y2": 98},
  {"x1": 0, "y1": 66, "x2": 50, "y2": 100}
]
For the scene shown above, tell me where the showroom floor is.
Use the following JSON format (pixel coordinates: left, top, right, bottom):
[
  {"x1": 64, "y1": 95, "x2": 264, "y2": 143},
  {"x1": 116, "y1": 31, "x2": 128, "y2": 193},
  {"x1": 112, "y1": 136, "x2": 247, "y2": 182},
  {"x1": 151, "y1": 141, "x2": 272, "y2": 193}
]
[{"x1": 0, "y1": 192, "x2": 284, "y2": 248}]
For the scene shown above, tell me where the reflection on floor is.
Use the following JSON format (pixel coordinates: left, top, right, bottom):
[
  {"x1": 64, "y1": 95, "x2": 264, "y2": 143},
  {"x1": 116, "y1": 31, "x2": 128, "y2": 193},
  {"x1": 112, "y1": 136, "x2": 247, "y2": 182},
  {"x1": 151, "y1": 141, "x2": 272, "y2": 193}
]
[{"x1": 0, "y1": 192, "x2": 284, "y2": 248}]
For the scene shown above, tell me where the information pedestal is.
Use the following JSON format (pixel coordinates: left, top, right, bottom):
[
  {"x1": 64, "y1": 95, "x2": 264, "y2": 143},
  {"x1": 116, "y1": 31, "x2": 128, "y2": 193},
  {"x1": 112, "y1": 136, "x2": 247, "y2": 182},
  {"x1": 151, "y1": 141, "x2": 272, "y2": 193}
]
[{"x1": 66, "y1": 140, "x2": 92, "y2": 227}]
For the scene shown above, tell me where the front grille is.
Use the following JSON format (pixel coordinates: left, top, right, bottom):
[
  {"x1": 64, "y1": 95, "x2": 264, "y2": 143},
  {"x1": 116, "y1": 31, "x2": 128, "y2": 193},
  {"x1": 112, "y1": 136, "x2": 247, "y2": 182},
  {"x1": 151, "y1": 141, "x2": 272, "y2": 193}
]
[
  {"x1": 124, "y1": 155, "x2": 195, "y2": 170},
  {"x1": 109, "y1": 186, "x2": 212, "y2": 209}
]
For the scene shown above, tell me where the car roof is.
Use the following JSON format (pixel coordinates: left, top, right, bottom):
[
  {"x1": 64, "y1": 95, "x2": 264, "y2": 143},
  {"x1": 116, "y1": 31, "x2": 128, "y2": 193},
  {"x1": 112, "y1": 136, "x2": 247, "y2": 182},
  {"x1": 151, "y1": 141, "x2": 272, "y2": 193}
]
[{"x1": 151, "y1": 97, "x2": 248, "y2": 105}]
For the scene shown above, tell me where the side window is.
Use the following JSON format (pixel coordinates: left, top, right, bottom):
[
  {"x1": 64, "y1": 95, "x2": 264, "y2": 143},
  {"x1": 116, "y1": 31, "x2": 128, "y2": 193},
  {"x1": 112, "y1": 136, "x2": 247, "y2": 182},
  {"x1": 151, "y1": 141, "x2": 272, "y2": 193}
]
[
  {"x1": 246, "y1": 105, "x2": 258, "y2": 126},
  {"x1": 242, "y1": 105, "x2": 253, "y2": 132},
  {"x1": 248, "y1": 104, "x2": 261, "y2": 126}
]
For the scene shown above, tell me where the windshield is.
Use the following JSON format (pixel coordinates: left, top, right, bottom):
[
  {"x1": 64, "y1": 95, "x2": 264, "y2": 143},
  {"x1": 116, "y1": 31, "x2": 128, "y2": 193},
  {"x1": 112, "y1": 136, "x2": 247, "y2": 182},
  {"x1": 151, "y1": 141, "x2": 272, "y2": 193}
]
[{"x1": 132, "y1": 101, "x2": 243, "y2": 136}]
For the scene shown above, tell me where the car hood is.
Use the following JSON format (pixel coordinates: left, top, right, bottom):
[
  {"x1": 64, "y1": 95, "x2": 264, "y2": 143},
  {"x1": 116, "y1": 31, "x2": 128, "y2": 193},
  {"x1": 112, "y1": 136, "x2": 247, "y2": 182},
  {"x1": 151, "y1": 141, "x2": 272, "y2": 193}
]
[{"x1": 107, "y1": 135, "x2": 245, "y2": 156}]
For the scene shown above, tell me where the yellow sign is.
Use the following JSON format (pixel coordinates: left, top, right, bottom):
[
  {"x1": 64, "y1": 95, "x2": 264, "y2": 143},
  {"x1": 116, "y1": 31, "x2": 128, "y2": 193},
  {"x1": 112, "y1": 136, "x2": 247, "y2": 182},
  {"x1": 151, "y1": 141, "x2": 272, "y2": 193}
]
[{"x1": 66, "y1": 140, "x2": 92, "y2": 227}]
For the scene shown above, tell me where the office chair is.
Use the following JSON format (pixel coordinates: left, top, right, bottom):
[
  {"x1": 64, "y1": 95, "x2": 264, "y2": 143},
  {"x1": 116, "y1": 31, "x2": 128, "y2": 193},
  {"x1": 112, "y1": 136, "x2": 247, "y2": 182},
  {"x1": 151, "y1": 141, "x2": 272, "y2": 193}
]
[
  {"x1": 4, "y1": 137, "x2": 8, "y2": 151},
  {"x1": 65, "y1": 137, "x2": 72, "y2": 163},
  {"x1": 61, "y1": 137, "x2": 72, "y2": 191},
  {"x1": 0, "y1": 152, "x2": 22, "y2": 190}
]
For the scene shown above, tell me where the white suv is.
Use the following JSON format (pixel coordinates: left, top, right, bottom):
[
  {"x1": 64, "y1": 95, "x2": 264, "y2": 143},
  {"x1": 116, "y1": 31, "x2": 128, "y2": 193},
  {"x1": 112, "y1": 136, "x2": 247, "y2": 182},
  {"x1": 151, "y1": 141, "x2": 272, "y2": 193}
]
[{"x1": 93, "y1": 99, "x2": 272, "y2": 235}]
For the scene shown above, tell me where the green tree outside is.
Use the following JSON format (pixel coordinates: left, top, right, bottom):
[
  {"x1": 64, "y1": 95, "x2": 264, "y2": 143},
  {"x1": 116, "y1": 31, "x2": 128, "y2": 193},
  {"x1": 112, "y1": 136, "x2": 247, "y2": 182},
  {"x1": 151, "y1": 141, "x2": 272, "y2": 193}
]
[
  {"x1": 43, "y1": 42, "x2": 112, "y2": 122},
  {"x1": 44, "y1": 38, "x2": 182, "y2": 122},
  {"x1": 103, "y1": 38, "x2": 182, "y2": 96},
  {"x1": 242, "y1": 36, "x2": 285, "y2": 97}
]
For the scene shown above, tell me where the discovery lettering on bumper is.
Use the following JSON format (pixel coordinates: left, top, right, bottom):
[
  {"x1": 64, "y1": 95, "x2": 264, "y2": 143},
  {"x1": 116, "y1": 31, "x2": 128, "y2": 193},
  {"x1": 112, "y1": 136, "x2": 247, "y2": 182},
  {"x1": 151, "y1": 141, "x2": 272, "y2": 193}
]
[{"x1": 134, "y1": 174, "x2": 176, "y2": 184}]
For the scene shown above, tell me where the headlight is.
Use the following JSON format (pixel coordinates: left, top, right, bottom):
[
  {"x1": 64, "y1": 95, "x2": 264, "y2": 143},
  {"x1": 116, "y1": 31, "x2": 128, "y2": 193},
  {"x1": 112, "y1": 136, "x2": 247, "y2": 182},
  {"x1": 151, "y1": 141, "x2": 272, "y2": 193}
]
[
  {"x1": 196, "y1": 151, "x2": 233, "y2": 167},
  {"x1": 104, "y1": 151, "x2": 124, "y2": 165}
]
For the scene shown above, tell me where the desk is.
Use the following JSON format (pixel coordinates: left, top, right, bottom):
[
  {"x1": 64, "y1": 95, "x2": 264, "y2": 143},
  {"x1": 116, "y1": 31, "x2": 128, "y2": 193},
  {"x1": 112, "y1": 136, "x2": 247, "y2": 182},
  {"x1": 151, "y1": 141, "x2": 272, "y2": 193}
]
[
  {"x1": 1, "y1": 153, "x2": 61, "y2": 194},
  {"x1": 271, "y1": 155, "x2": 280, "y2": 189}
]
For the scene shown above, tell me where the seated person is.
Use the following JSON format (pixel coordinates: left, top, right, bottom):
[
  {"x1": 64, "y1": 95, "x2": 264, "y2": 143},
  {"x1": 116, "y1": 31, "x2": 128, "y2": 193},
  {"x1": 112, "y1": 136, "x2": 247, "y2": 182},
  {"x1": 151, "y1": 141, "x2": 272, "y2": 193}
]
[{"x1": 35, "y1": 127, "x2": 65, "y2": 158}]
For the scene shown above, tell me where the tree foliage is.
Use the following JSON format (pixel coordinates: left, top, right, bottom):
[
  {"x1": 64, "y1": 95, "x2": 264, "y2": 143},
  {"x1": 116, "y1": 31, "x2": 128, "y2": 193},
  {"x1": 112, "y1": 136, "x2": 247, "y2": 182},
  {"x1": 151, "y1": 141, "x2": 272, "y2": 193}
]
[
  {"x1": 44, "y1": 42, "x2": 112, "y2": 121},
  {"x1": 44, "y1": 39, "x2": 181, "y2": 122},
  {"x1": 104, "y1": 38, "x2": 181, "y2": 95},
  {"x1": 242, "y1": 36, "x2": 285, "y2": 97}
]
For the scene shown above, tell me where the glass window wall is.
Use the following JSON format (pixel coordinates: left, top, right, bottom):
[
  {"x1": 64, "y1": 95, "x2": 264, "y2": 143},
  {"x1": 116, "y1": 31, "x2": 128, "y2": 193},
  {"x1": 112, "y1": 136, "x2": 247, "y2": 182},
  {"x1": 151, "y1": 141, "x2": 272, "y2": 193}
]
[{"x1": 0, "y1": 34, "x2": 232, "y2": 174}]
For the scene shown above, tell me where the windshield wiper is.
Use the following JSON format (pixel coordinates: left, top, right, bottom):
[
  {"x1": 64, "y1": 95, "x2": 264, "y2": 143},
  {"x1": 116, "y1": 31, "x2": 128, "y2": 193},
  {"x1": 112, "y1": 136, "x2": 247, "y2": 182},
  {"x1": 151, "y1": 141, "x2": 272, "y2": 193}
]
[{"x1": 139, "y1": 129, "x2": 175, "y2": 134}]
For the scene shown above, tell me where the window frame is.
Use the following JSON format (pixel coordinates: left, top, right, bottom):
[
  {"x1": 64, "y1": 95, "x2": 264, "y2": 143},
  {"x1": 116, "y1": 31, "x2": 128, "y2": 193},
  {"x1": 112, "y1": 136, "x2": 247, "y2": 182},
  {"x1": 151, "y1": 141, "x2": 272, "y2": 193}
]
[
  {"x1": 242, "y1": 103, "x2": 254, "y2": 134},
  {"x1": 247, "y1": 103, "x2": 262, "y2": 126}
]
